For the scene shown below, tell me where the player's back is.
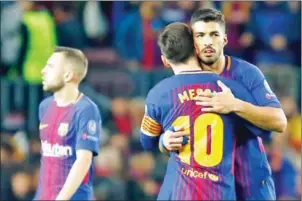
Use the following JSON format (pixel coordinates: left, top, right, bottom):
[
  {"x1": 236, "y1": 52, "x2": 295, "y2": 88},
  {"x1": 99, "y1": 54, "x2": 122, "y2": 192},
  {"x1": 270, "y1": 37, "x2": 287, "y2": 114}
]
[{"x1": 148, "y1": 72, "x2": 249, "y2": 200}]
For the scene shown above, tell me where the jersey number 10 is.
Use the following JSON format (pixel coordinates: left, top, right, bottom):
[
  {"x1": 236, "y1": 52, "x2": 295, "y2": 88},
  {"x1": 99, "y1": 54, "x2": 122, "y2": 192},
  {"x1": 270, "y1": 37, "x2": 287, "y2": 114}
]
[{"x1": 172, "y1": 114, "x2": 224, "y2": 167}]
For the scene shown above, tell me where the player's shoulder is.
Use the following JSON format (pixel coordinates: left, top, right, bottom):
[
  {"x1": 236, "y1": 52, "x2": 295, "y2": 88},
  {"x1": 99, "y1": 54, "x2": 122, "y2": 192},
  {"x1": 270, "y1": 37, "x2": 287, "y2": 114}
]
[
  {"x1": 39, "y1": 96, "x2": 54, "y2": 109},
  {"x1": 146, "y1": 78, "x2": 170, "y2": 104},
  {"x1": 75, "y1": 94, "x2": 100, "y2": 113},
  {"x1": 146, "y1": 76, "x2": 177, "y2": 105},
  {"x1": 230, "y1": 56, "x2": 265, "y2": 88},
  {"x1": 231, "y1": 56, "x2": 261, "y2": 74}
]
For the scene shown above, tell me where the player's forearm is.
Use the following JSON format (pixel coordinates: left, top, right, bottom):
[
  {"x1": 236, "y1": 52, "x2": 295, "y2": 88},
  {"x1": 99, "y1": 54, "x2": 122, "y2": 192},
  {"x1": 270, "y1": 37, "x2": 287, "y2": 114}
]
[
  {"x1": 55, "y1": 156, "x2": 92, "y2": 200},
  {"x1": 140, "y1": 133, "x2": 160, "y2": 151},
  {"x1": 234, "y1": 98, "x2": 287, "y2": 133}
]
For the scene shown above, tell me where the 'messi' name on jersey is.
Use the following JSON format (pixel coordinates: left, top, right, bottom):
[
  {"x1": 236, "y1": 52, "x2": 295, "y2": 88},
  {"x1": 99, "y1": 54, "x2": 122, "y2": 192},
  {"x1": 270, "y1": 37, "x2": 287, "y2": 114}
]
[
  {"x1": 178, "y1": 85, "x2": 218, "y2": 104},
  {"x1": 41, "y1": 140, "x2": 72, "y2": 157}
]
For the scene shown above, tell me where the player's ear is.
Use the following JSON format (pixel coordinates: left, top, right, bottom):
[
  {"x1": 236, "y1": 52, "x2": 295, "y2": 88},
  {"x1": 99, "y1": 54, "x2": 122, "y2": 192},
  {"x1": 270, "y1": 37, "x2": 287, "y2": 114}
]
[
  {"x1": 161, "y1": 55, "x2": 171, "y2": 68},
  {"x1": 223, "y1": 34, "x2": 228, "y2": 47},
  {"x1": 64, "y1": 71, "x2": 74, "y2": 82}
]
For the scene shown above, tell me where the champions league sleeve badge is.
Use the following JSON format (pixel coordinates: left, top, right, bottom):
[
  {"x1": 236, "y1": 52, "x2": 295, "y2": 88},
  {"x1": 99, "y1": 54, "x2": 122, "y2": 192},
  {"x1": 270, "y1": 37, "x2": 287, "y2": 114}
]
[{"x1": 87, "y1": 120, "x2": 97, "y2": 135}]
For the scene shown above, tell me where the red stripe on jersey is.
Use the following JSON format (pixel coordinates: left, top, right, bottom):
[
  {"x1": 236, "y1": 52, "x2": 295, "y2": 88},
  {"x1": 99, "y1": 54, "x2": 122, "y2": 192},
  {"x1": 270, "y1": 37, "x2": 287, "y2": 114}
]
[
  {"x1": 202, "y1": 177, "x2": 207, "y2": 200},
  {"x1": 180, "y1": 85, "x2": 185, "y2": 118},
  {"x1": 244, "y1": 159, "x2": 251, "y2": 196},
  {"x1": 193, "y1": 85, "x2": 203, "y2": 200},
  {"x1": 166, "y1": 88, "x2": 178, "y2": 124},
  {"x1": 173, "y1": 88, "x2": 177, "y2": 110},
  {"x1": 189, "y1": 89, "x2": 195, "y2": 200},
  {"x1": 83, "y1": 171, "x2": 89, "y2": 184},
  {"x1": 48, "y1": 102, "x2": 58, "y2": 199},
  {"x1": 191, "y1": 181, "x2": 195, "y2": 200},
  {"x1": 207, "y1": 82, "x2": 211, "y2": 92},
  {"x1": 57, "y1": 107, "x2": 65, "y2": 197},
  {"x1": 237, "y1": 150, "x2": 244, "y2": 192},
  {"x1": 207, "y1": 125, "x2": 212, "y2": 155}
]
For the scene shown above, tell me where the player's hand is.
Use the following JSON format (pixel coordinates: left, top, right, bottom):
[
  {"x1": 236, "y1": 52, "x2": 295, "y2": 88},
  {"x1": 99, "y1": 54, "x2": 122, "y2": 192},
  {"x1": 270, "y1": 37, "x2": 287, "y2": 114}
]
[
  {"x1": 195, "y1": 80, "x2": 238, "y2": 114},
  {"x1": 163, "y1": 126, "x2": 190, "y2": 151}
]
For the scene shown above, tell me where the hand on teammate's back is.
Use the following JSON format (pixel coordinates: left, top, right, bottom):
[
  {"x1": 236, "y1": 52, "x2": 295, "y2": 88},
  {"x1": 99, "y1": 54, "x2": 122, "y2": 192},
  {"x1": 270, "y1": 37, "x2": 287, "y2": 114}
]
[{"x1": 195, "y1": 80, "x2": 238, "y2": 114}]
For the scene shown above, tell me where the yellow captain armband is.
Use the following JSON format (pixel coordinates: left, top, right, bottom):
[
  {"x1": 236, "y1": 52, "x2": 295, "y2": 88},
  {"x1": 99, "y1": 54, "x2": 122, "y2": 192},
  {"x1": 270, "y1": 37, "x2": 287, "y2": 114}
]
[{"x1": 140, "y1": 115, "x2": 162, "y2": 137}]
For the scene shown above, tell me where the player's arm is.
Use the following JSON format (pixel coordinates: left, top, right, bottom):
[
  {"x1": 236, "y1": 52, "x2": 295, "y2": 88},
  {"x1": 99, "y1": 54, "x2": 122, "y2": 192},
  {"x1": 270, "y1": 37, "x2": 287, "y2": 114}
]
[
  {"x1": 234, "y1": 97, "x2": 286, "y2": 132},
  {"x1": 141, "y1": 114, "x2": 189, "y2": 153},
  {"x1": 140, "y1": 106, "x2": 190, "y2": 153},
  {"x1": 226, "y1": 84, "x2": 272, "y2": 136},
  {"x1": 140, "y1": 104, "x2": 163, "y2": 151},
  {"x1": 56, "y1": 150, "x2": 92, "y2": 200},
  {"x1": 232, "y1": 67, "x2": 287, "y2": 133},
  {"x1": 56, "y1": 104, "x2": 101, "y2": 200},
  {"x1": 158, "y1": 126, "x2": 190, "y2": 153}
]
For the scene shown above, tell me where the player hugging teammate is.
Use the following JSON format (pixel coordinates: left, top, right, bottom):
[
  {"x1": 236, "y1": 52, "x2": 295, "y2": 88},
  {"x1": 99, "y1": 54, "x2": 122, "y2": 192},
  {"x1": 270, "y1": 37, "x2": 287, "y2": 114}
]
[{"x1": 140, "y1": 8, "x2": 286, "y2": 201}]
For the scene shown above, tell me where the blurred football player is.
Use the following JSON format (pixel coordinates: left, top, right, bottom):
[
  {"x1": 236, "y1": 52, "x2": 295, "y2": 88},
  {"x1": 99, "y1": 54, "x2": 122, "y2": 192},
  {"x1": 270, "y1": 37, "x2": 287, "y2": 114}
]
[
  {"x1": 140, "y1": 22, "x2": 268, "y2": 200},
  {"x1": 34, "y1": 47, "x2": 101, "y2": 200},
  {"x1": 162, "y1": 8, "x2": 287, "y2": 200}
]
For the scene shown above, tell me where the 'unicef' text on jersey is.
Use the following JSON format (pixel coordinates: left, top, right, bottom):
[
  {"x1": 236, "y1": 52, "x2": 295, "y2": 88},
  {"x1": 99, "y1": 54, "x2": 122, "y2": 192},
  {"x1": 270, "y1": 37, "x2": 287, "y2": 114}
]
[{"x1": 41, "y1": 140, "x2": 73, "y2": 157}]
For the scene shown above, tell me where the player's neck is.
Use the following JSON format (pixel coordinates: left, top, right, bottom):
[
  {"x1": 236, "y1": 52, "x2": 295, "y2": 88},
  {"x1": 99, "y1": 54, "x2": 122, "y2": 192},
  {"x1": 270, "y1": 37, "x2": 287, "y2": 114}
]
[
  {"x1": 201, "y1": 54, "x2": 225, "y2": 74},
  {"x1": 54, "y1": 84, "x2": 81, "y2": 107},
  {"x1": 173, "y1": 58, "x2": 202, "y2": 75}
]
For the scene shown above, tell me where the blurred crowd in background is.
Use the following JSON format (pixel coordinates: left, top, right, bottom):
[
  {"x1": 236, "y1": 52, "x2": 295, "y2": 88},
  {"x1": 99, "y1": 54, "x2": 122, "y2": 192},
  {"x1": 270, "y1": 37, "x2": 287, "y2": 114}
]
[{"x1": 0, "y1": 1, "x2": 301, "y2": 200}]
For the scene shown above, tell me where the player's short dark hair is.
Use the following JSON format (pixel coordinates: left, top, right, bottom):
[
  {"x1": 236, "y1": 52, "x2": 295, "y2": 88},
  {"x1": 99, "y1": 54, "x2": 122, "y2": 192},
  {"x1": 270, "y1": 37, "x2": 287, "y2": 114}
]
[
  {"x1": 54, "y1": 46, "x2": 88, "y2": 81},
  {"x1": 157, "y1": 22, "x2": 195, "y2": 64},
  {"x1": 190, "y1": 8, "x2": 226, "y2": 31}
]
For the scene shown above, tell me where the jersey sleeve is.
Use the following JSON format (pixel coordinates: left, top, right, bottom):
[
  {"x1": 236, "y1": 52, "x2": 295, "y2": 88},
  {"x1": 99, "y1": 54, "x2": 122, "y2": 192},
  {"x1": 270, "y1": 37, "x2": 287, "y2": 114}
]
[
  {"x1": 140, "y1": 103, "x2": 163, "y2": 151},
  {"x1": 76, "y1": 104, "x2": 102, "y2": 156},
  {"x1": 240, "y1": 64, "x2": 281, "y2": 108},
  {"x1": 38, "y1": 98, "x2": 50, "y2": 121}
]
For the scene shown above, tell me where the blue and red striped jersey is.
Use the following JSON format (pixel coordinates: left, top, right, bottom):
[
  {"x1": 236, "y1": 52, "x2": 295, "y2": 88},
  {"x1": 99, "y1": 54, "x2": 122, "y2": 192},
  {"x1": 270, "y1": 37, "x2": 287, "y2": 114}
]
[
  {"x1": 219, "y1": 56, "x2": 281, "y2": 200},
  {"x1": 140, "y1": 70, "x2": 265, "y2": 200},
  {"x1": 34, "y1": 94, "x2": 102, "y2": 200}
]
